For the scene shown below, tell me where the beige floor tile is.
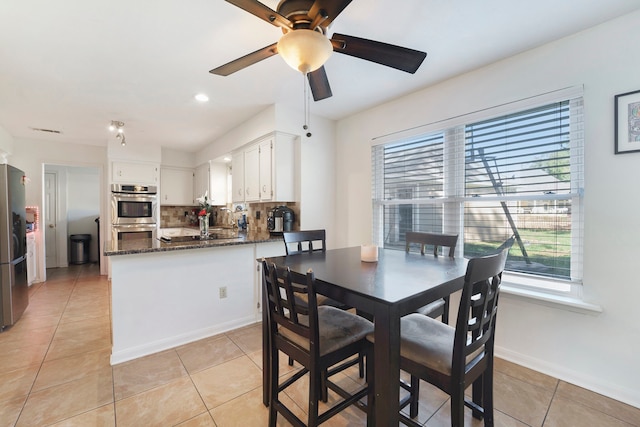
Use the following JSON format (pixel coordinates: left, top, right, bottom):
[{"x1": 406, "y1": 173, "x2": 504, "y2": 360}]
[
  {"x1": 176, "y1": 411, "x2": 217, "y2": 426},
  {"x1": 426, "y1": 404, "x2": 529, "y2": 427},
  {"x1": 176, "y1": 334, "x2": 244, "y2": 374},
  {"x1": 0, "y1": 342, "x2": 49, "y2": 374},
  {"x1": 52, "y1": 316, "x2": 111, "y2": 339},
  {"x1": 555, "y1": 381, "x2": 640, "y2": 426},
  {"x1": 494, "y1": 358, "x2": 559, "y2": 390},
  {"x1": 47, "y1": 403, "x2": 115, "y2": 427},
  {"x1": 0, "y1": 365, "x2": 39, "y2": 402},
  {"x1": 280, "y1": 370, "x2": 368, "y2": 426},
  {"x1": 0, "y1": 396, "x2": 26, "y2": 427},
  {"x1": 44, "y1": 329, "x2": 111, "y2": 361},
  {"x1": 17, "y1": 367, "x2": 113, "y2": 426},
  {"x1": 0, "y1": 324, "x2": 54, "y2": 349},
  {"x1": 226, "y1": 323, "x2": 263, "y2": 354},
  {"x1": 211, "y1": 385, "x2": 305, "y2": 427},
  {"x1": 33, "y1": 348, "x2": 111, "y2": 392},
  {"x1": 113, "y1": 349, "x2": 188, "y2": 400},
  {"x1": 191, "y1": 355, "x2": 263, "y2": 409},
  {"x1": 247, "y1": 349, "x2": 303, "y2": 378},
  {"x1": 493, "y1": 370, "x2": 554, "y2": 427},
  {"x1": 544, "y1": 395, "x2": 635, "y2": 427},
  {"x1": 114, "y1": 376, "x2": 207, "y2": 427},
  {"x1": 398, "y1": 377, "x2": 449, "y2": 426}
]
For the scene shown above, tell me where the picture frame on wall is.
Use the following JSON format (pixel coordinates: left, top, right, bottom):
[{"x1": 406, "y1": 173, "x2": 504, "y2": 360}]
[{"x1": 614, "y1": 89, "x2": 640, "y2": 154}]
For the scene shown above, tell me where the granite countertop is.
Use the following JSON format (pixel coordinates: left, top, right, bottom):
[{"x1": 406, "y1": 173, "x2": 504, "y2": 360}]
[{"x1": 104, "y1": 229, "x2": 282, "y2": 256}]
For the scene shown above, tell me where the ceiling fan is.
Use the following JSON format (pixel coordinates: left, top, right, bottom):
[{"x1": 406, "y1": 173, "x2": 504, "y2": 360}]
[{"x1": 209, "y1": 0, "x2": 427, "y2": 101}]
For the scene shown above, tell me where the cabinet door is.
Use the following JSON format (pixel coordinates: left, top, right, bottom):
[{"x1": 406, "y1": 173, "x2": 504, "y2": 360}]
[
  {"x1": 259, "y1": 138, "x2": 273, "y2": 201},
  {"x1": 231, "y1": 152, "x2": 245, "y2": 203},
  {"x1": 209, "y1": 162, "x2": 227, "y2": 206},
  {"x1": 113, "y1": 162, "x2": 158, "y2": 184},
  {"x1": 161, "y1": 168, "x2": 194, "y2": 205},
  {"x1": 244, "y1": 144, "x2": 260, "y2": 202},
  {"x1": 194, "y1": 163, "x2": 210, "y2": 202}
]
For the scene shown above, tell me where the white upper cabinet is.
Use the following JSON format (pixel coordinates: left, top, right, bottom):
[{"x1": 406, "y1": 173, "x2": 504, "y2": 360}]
[
  {"x1": 193, "y1": 163, "x2": 210, "y2": 204},
  {"x1": 243, "y1": 144, "x2": 260, "y2": 202},
  {"x1": 112, "y1": 161, "x2": 158, "y2": 185},
  {"x1": 231, "y1": 132, "x2": 297, "y2": 203},
  {"x1": 209, "y1": 162, "x2": 228, "y2": 206},
  {"x1": 193, "y1": 161, "x2": 227, "y2": 206},
  {"x1": 160, "y1": 167, "x2": 194, "y2": 206},
  {"x1": 231, "y1": 152, "x2": 245, "y2": 203}
]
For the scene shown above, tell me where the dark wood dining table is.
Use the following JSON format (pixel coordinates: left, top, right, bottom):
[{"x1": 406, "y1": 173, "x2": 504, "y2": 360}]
[{"x1": 261, "y1": 246, "x2": 468, "y2": 426}]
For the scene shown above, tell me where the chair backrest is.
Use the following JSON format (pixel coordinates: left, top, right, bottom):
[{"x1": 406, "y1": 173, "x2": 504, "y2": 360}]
[
  {"x1": 451, "y1": 248, "x2": 508, "y2": 383},
  {"x1": 405, "y1": 232, "x2": 458, "y2": 257},
  {"x1": 283, "y1": 229, "x2": 327, "y2": 255},
  {"x1": 261, "y1": 260, "x2": 319, "y2": 360}
]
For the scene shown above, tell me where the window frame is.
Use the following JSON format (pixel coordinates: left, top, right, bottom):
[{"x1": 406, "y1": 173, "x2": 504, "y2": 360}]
[{"x1": 371, "y1": 87, "x2": 584, "y2": 298}]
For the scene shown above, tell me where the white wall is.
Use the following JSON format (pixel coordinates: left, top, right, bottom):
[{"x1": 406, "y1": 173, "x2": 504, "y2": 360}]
[
  {"x1": 0, "y1": 125, "x2": 14, "y2": 159},
  {"x1": 334, "y1": 11, "x2": 640, "y2": 407},
  {"x1": 66, "y1": 166, "x2": 100, "y2": 262},
  {"x1": 10, "y1": 138, "x2": 107, "y2": 278}
]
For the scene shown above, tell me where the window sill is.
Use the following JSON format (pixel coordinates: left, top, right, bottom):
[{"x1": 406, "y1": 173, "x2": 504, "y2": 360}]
[{"x1": 500, "y1": 284, "x2": 603, "y2": 315}]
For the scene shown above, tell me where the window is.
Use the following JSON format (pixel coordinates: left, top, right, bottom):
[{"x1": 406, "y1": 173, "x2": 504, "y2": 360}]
[{"x1": 372, "y1": 90, "x2": 584, "y2": 291}]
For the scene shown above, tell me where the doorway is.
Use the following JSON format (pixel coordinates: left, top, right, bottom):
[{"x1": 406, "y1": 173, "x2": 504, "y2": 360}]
[{"x1": 43, "y1": 165, "x2": 101, "y2": 274}]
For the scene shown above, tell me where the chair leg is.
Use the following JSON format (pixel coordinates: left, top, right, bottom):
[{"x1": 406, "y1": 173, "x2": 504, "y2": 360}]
[
  {"x1": 288, "y1": 356, "x2": 294, "y2": 366},
  {"x1": 472, "y1": 375, "x2": 484, "y2": 420},
  {"x1": 268, "y1": 347, "x2": 280, "y2": 427},
  {"x1": 358, "y1": 351, "x2": 365, "y2": 378},
  {"x1": 451, "y1": 388, "x2": 465, "y2": 427},
  {"x1": 409, "y1": 375, "x2": 420, "y2": 419},
  {"x1": 308, "y1": 369, "x2": 321, "y2": 427},
  {"x1": 483, "y1": 371, "x2": 495, "y2": 427}
]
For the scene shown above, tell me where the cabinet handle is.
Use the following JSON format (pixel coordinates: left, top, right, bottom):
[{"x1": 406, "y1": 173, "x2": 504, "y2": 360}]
[{"x1": 262, "y1": 185, "x2": 266, "y2": 193}]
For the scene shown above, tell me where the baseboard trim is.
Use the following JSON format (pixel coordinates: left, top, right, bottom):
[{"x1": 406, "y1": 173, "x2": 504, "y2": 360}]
[
  {"x1": 495, "y1": 346, "x2": 640, "y2": 410},
  {"x1": 110, "y1": 316, "x2": 258, "y2": 365}
]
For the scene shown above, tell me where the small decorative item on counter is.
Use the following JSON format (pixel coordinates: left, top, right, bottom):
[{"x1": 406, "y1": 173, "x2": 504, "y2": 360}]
[{"x1": 196, "y1": 192, "x2": 212, "y2": 239}]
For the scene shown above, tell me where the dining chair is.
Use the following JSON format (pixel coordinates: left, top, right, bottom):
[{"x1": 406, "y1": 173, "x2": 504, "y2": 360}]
[
  {"x1": 262, "y1": 261, "x2": 374, "y2": 426},
  {"x1": 388, "y1": 248, "x2": 509, "y2": 427},
  {"x1": 405, "y1": 232, "x2": 459, "y2": 324},
  {"x1": 283, "y1": 229, "x2": 327, "y2": 255},
  {"x1": 282, "y1": 229, "x2": 364, "y2": 381}
]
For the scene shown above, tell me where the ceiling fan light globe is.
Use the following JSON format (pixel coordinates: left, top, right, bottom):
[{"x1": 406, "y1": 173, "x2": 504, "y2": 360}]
[{"x1": 277, "y1": 29, "x2": 332, "y2": 74}]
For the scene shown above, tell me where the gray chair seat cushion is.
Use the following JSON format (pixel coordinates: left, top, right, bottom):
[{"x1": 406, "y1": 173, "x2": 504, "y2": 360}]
[
  {"x1": 397, "y1": 313, "x2": 455, "y2": 375},
  {"x1": 414, "y1": 298, "x2": 446, "y2": 316},
  {"x1": 280, "y1": 306, "x2": 374, "y2": 356}
]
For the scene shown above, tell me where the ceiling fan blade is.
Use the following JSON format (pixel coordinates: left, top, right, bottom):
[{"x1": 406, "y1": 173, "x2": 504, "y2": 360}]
[
  {"x1": 308, "y1": 0, "x2": 352, "y2": 29},
  {"x1": 225, "y1": 0, "x2": 292, "y2": 29},
  {"x1": 209, "y1": 43, "x2": 278, "y2": 76},
  {"x1": 331, "y1": 33, "x2": 427, "y2": 74},
  {"x1": 307, "y1": 66, "x2": 332, "y2": 101}
]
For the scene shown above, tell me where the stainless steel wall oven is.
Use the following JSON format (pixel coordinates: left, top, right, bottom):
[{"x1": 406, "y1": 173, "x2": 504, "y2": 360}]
[
  {"x1": 111, "y1": 184, "x2": 157, "y2": 225},
  {"x1": 111, "y1": 184, "x2": 157, "y2": 241}
]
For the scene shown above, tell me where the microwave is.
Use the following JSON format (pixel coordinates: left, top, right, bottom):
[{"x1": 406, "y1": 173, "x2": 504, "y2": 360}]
[{"x1": 111, "y1": 184, "x2": 157, "y2": 225}]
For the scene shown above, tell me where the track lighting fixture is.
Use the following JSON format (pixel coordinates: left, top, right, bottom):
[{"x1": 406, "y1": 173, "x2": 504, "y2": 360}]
[{"x1": 109, "y1": 120, "x2": 126, "y2": 146}]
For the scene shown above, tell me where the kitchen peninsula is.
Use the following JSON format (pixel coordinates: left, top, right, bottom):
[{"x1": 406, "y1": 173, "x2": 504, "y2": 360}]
[{"x1": 105, "y1": 229, "x2": 284, "y2": 364}]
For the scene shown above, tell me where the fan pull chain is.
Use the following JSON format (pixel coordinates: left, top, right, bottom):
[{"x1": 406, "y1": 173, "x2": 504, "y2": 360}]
[{"x1": 303, "y1": 72, "x2": 312, "y2": 138}]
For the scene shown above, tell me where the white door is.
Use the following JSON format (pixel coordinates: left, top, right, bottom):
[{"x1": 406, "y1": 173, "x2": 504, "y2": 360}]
[{"x1": 44, "y1": 172, "x2": 58, "y2": 268}]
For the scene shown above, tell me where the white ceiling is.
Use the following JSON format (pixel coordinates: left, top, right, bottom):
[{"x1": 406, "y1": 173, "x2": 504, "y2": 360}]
[{"x1": 1, "y1": 0, "x2": 639, "y2": 153}]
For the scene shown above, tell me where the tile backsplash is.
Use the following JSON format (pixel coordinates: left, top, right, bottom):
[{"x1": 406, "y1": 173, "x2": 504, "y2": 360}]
[{"x1": 160, "y1": 201, "x2": 300, "y2": 232}]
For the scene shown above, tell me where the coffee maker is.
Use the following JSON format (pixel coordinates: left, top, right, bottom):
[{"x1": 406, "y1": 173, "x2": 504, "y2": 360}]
[{"x1": 267, "y1": 206, "x2": 294, "y2": 234}]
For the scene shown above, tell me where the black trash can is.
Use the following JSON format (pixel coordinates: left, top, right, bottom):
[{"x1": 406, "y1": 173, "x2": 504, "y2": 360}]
[{"x1": 70, "y1": 234, "x2": 91, "y2": 264}]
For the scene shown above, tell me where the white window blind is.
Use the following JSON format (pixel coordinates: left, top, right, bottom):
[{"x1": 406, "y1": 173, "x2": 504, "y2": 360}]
[{"x1": 372, "y1": 92, "x2": 583, "y2": 285}]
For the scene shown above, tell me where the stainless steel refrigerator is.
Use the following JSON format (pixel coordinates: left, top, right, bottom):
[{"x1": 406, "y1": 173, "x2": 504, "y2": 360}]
[{"x1": 0, "y1": 164, "x2": 28, "y2": 329}]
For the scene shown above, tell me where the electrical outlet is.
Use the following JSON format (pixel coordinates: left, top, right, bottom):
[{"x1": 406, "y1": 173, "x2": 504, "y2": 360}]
[{"x1": 219, "y1": 286, "x2": 228, "y2": 299}]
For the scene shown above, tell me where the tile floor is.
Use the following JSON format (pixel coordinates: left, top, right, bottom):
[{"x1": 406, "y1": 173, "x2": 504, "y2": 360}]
[{"x1": 1, "y1": 263, "x2": 639, "y2": 426}]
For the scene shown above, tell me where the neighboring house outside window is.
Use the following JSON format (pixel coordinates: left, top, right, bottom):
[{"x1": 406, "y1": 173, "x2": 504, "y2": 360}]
[{"x1": 372, "y1": 89, "x2": 584, "y2": 295}]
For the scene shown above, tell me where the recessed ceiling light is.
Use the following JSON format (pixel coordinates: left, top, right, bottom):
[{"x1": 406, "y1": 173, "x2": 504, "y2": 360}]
[{"x1": 195, "y1": 93, "x2": 209, "y2": 102}]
